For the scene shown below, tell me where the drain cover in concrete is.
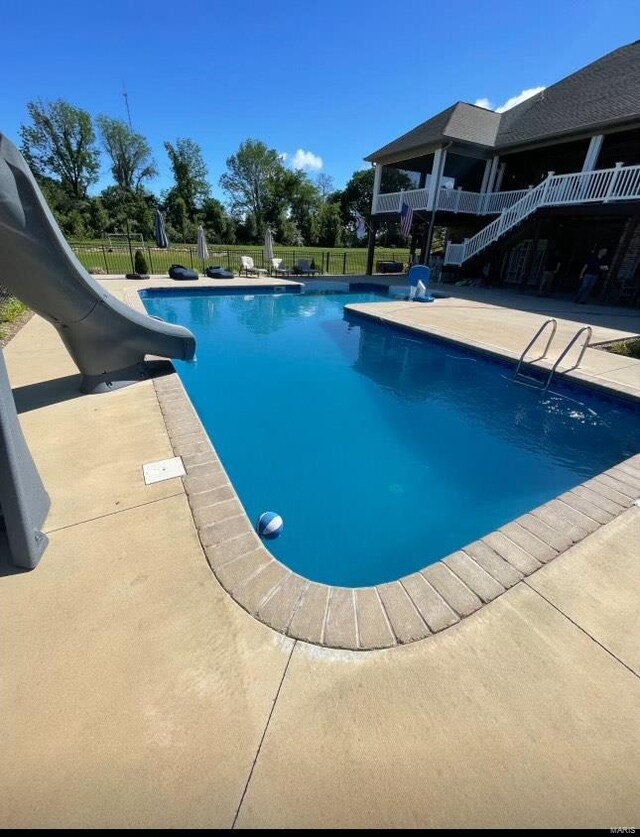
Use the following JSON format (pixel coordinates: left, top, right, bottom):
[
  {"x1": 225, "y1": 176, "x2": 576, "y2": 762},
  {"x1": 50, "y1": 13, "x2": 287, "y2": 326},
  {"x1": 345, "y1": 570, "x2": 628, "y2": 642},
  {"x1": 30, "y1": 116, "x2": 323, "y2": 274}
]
[{"x1": 143, "y1": 457, "x2": 185, "y2": 485}]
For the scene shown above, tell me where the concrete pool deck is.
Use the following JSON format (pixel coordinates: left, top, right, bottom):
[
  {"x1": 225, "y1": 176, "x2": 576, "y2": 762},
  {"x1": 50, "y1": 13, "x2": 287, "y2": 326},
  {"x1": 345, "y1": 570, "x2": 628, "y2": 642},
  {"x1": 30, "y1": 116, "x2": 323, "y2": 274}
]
[{"x1": 1, "y1": 275, "x2": 639, "y2": 827}]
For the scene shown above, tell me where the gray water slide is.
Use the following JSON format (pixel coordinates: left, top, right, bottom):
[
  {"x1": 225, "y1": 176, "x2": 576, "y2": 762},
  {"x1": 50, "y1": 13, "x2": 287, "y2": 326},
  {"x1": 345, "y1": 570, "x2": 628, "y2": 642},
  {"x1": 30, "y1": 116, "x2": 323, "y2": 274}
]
[
  {"x1": 0, "y1": 133, "x2": 196, "y2": 393},
  {"x1": 0, "y1": 350, "x2": 49, "y2": 569}
]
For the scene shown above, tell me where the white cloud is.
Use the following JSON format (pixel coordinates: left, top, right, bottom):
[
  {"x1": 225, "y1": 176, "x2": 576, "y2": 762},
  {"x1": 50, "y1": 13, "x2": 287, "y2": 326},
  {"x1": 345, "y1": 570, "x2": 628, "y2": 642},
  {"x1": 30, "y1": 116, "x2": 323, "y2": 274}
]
[
  {"x1": 474, "y1": 86, "x2": 545, "y2": 114},
  {"x1": 279, "y1": 152, "x2": 288, "y2": 162},
  {"x1": 290, "y1": 149, "x2": 323, "y2": 172},
  {"x1": 496, "y1": 86, "x2": 545, "y2": 113}
]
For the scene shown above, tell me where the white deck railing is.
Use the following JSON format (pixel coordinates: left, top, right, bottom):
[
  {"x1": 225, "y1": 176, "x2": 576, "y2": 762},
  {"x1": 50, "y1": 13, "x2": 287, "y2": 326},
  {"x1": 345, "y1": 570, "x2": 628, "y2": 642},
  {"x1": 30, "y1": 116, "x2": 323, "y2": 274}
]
[
  {"x1": 444, "y1": 163, "x2": 640, "y2": 266},
  {"x1": 483, "y1": 189, "x2": 529, "y2": 213},
  {"x1": 374, "y1": 186, "x2": 529, "y2": 216}
]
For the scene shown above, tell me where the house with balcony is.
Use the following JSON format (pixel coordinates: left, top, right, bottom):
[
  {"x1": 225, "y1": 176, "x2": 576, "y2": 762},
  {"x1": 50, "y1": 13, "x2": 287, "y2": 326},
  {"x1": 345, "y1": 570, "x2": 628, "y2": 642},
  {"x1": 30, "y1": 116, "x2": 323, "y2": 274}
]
[{"x1": 364, "y1": 40, "x2": 640, "y2": 304}]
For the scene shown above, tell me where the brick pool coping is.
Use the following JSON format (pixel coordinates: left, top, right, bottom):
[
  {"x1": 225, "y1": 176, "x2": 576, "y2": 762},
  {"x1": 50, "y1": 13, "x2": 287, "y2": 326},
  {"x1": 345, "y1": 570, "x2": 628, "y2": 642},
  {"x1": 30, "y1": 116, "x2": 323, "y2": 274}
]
[{"x1": 151, "y1": 352, "x2": 640, "y2": 652}]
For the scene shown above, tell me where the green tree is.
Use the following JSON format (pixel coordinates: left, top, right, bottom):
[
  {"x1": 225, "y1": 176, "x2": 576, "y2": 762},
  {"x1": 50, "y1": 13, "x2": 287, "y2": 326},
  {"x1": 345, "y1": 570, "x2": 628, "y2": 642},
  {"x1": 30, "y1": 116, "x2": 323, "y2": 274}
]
[
  {"x1": 315, "y1": 173, "x2": 335, "y2": 200},
  {"x1": 164, "y1": 138, "x2": 210, "y2": 219},
  {"x1": 275, "y1": 169, "x2": 322, "y2": 245},
  {"x1": 201, "y1": 197, "x2": 235, "y2": 244},
  {"x1": 234, "y1": 212, "x2": 259, "y2": 244},
  {"x1": 20, "y1": 99, "x2": 100, "y2": 198},
  {"x1": 34, "y1": 175, "x2": 95, "y2": 238},
  {"x1": 317, "y1": 202, "x2": 343, "y2": 247},
  {"x1": 97, "y1": 116, "x2": 157, "y2": 191},
  {"x1": 338, "y1": 167, "x2": 415, "y2": 246},
  {"x1": 219, "y1": 139, "x2": 285, "y2": 234},
  {"x1": 273, "y1": 214, "x2": 302, "y2": 246},
  {"x1": 162, "y1": 190, "x2": 198, "y2": 242},
  {"x1": 88, "y1": 197, "x2": 109, "y2": 238},
  {"x1": 340, "y1": 167, "x2": 414, "y2": 226},
  {"x1": 100, "y1": 185, "x2": 157, "y2": 239}
]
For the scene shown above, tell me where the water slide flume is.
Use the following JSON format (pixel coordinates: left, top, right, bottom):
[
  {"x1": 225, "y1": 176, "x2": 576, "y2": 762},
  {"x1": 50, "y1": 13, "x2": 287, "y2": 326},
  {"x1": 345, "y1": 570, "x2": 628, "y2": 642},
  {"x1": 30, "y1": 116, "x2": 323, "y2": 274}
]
[{"x1": 0, "y1": 133, "x2": 196, "y2": 393}]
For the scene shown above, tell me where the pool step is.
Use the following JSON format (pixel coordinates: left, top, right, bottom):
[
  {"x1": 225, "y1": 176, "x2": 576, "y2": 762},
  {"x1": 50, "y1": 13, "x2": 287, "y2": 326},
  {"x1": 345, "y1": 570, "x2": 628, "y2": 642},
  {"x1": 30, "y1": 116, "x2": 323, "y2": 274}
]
[{"x1": 512, "y1": 366, "x2": 548, "y2": 389}]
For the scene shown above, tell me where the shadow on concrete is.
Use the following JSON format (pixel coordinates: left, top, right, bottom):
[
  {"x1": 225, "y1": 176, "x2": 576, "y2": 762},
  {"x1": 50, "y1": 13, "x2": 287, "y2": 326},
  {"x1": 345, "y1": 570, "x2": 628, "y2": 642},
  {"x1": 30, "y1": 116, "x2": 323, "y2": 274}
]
[
  {"x1": 12, "y1": 361, "x2": 176, "y2": 414},
  {"x1": 12, "y1": 374, "x2": 84, "y2": 414}
]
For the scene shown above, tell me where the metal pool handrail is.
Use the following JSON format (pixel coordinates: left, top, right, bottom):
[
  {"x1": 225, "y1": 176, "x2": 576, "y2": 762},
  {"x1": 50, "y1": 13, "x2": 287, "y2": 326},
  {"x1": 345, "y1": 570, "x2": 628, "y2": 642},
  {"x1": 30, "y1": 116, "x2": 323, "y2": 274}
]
[
  {"x1": 513, "y1": 318, "x2": 558, "y2": 379},
  {"x1": 543, "y1": 325, "x2": 592, "y2": 391}
]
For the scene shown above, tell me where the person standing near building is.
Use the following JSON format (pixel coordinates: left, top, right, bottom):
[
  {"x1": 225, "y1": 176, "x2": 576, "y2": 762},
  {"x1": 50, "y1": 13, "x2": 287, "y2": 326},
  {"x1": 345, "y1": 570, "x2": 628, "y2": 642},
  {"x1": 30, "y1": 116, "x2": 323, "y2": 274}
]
[
  {"x1": 537, "y1": 248, "x2": 562, "y2": 296},
  {"x1": 575, "y1": 247, "x2": 609, "y2": 304}
]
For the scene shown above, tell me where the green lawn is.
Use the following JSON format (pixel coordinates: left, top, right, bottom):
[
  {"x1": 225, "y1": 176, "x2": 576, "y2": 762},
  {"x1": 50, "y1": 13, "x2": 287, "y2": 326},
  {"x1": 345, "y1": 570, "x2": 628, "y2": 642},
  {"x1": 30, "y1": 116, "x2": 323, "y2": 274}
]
[{"x1": 69, "y1": 240, "x2": 411, "y2": 276}]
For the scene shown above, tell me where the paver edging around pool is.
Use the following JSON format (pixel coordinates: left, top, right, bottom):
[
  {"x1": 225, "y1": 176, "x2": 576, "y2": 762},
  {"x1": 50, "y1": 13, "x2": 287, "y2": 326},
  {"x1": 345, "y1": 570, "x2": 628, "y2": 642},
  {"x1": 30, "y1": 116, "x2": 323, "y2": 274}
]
[{"x1": 152, "y1": 367, "x2": 640, "y2": 652}]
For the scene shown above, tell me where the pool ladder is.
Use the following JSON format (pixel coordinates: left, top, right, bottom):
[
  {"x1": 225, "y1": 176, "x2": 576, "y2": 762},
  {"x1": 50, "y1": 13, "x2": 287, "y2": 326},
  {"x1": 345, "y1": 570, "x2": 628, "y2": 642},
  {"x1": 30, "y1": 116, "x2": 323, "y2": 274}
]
[{"x1": 513, "y1": 319, "x2": 592, "y2": 390}]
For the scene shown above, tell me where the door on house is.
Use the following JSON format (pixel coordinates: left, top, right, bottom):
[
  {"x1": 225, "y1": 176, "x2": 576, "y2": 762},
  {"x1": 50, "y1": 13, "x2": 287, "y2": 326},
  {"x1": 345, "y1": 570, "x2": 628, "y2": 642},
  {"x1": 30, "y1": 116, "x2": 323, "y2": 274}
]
[{"x1": 502, "y1": 239, "x2": 548, "y2": 287}]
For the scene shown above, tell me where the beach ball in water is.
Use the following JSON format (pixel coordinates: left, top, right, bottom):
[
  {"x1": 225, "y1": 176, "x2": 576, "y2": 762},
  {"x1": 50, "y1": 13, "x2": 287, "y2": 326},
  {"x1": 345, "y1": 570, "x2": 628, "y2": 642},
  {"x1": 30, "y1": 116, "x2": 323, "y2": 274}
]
[{"x1": 256, "y1": 511, "x2": 284, "y2": 540}]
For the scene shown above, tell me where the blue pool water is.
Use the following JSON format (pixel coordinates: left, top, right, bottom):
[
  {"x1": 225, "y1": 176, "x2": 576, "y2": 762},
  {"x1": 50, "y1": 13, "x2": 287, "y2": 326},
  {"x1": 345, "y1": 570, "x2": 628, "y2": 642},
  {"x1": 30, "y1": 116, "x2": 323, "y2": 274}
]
[{"x1": 142, "y1": 288, "x2": 640, "y2": 587}]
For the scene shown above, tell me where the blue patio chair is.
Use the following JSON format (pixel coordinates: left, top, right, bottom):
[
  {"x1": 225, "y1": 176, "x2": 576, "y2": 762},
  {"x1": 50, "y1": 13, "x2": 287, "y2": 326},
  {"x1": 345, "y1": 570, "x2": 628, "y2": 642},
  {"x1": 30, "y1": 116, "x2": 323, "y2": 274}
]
[{"x1": 407, "y1": 265, "x2": 434, "y2": 301}]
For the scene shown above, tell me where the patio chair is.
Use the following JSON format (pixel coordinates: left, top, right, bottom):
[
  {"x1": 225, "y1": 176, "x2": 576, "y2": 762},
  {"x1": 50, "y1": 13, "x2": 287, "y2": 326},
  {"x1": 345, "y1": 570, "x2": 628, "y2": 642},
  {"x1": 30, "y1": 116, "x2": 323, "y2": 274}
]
[
  {"x1": 407, "y1": 264, "x2": 434, "y2": 302},
  {"x1": 272, "y1": 257, "x2": 290, "y2": 276},
  {"x1": 294, "y1": 258, "x2": 320, "y2": 276},
  {"x1": 240, "y1": 255, "x2": 267, "y2": 277},
  {"x1": 168, "y1": 264, "x2": 199, "y2": 281},
  {"x1": 205, "y1": 265, "x2": 235, "y2": 279}
]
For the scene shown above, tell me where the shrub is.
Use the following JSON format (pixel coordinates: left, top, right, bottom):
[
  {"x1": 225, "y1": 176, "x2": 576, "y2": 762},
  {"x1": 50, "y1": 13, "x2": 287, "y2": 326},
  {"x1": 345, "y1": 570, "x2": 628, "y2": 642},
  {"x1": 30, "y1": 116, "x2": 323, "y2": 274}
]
[
  {"x1": 134, "y1": 250, "x2": 149, "y2": 275},
  {"x1": 0, "y1": 297, "x2": 27, "y2": 323},
  {"x1": 604, "y1": 339, "x2": 640, "y2": 359}
]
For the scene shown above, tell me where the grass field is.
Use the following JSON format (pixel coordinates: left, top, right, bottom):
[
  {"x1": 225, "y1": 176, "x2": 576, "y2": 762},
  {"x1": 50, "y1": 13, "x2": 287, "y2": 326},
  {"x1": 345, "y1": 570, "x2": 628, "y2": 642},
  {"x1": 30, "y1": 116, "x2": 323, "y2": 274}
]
[{"x1": 69, "y1": 240, "x2": 412, "y2": 276}]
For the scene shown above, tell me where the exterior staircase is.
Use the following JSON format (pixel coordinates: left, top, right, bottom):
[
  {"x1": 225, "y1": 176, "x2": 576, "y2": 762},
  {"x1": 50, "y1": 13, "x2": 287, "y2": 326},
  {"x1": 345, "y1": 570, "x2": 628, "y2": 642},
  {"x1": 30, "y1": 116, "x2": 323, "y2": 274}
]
[{"x1": 444, "y1": 163, "x2": 640, "y2": 265}]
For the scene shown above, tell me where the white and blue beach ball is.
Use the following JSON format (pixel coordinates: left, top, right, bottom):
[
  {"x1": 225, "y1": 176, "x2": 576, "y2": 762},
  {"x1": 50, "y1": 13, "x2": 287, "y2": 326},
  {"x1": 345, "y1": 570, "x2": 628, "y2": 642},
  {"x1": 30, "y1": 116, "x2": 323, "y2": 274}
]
[{"x1": 256, "y1": 511, "x2": 284, "y2": 540}]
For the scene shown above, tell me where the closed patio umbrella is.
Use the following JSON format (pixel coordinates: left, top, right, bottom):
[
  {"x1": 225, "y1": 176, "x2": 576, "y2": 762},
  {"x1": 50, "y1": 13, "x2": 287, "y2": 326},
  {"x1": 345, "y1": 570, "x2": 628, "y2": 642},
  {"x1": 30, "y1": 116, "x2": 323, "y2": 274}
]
[
  {"x1": 264, "y1": 227, "x2": 274, "y2": 272},
  {"x1": 197, "y1": 225, "x2": 209, "y2": 275},
  {"x1": 154, "y1": 208, "x2": 169, "y2": 249}
]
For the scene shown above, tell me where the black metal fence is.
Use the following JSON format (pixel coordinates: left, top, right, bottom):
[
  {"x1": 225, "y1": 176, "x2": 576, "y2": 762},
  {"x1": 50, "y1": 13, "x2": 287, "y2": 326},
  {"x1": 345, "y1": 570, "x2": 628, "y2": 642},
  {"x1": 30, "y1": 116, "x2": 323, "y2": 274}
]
[{"x1": 70, "y1": 242, "x2": 411, "y2": 277}]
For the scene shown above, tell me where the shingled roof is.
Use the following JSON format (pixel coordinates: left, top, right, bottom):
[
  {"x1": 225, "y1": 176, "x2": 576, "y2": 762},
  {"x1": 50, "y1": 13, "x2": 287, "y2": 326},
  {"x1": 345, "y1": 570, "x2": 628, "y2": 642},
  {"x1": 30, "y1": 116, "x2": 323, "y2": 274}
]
[
  {"x1": 364, "y1": 103, "x2": 500, "y2": 163},
  {"x1": 497, "y1": 40, "x2": 640, "y2": 148},
  {"x1": 365, "y1": 41, "x2": 640, "y2": 164}
]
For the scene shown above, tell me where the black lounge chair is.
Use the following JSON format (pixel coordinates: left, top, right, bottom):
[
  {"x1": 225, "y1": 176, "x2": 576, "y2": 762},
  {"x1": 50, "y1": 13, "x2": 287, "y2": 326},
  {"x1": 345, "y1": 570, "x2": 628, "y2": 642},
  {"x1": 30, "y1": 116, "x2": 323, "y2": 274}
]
[
  {"x1": 294, "y1": 259, "x2": 320, "y2": 276},
  {"x1": 205, "y1": 265, "x2": 234, "y2": 279},
  {"x1": 169, "y1": 264, "x2": 198, "y2": 281}
]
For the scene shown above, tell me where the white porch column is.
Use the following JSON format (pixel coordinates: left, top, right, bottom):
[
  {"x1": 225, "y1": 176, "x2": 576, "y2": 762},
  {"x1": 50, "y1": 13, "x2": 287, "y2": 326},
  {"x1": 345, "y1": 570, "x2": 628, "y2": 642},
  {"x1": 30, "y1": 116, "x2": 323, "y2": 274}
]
[
  {"x1": 581, "y1": 135, "x2": 604, "y2": 172},
  {"x1": 426, "y1": 147, "x2": 447, "y2": 210},
  {"x1": 485, "y1": 156, "x2": 500, "y2": 194},
  {"x1": 494, "y1": 162, "x2": 506, "y2": 192},
  {"x1": 480, "y1": 158, "x2": 493, "y2": 194},
  {"x1": 372, "y1": 164, "x2": 383, "y2": 214}
]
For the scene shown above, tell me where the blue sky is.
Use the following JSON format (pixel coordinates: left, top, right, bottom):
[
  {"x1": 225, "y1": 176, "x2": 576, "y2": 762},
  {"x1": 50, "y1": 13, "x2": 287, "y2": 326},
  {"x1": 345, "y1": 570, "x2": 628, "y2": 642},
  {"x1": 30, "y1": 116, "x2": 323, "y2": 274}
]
[{"x1": 2, "y1": 0, "x2": 639, "y2": 200}]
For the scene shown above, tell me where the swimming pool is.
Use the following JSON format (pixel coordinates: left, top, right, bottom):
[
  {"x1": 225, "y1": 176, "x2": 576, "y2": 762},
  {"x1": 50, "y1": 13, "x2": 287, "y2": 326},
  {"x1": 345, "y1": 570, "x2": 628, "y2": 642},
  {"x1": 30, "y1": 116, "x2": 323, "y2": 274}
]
[{"x1": 142, "y1": 287, "x2": 640, "y2": 587}]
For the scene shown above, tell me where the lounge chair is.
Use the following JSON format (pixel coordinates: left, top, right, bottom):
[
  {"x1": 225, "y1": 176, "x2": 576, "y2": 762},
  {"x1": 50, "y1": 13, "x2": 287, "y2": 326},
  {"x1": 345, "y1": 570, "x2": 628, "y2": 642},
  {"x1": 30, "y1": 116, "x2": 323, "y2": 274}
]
[
  {"x1": 168, "y1": 264, "x2": 199, "y2": 281},
  {"x1": 272, "y1": 258, "x2": 290, "y2": 276},
  {"x1": 206, "y1": 265, "x2": 234, "y2": 279},
  {"x1": 407, "y1": 264, "x2": 434, "y2": 302},
  {"x1": 240, "y1": 256, "x2": 267, "y2": 277},
  {"x1": 294, "y1": 259, "x2": 320, "y2": 276}
]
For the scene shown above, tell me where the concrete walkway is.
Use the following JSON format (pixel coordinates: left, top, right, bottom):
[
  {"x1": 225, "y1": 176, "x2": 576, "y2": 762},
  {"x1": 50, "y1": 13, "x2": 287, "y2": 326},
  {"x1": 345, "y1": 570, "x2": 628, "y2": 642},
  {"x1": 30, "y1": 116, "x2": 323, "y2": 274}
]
[{"x1": 1, "y1": 281, "x2": 639, "y2": 828}]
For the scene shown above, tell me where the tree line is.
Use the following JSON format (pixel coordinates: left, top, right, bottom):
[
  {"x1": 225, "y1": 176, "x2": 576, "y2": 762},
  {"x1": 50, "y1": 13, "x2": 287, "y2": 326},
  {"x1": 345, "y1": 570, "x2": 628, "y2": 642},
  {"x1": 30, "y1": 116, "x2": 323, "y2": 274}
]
[{"x1": 19, "y1": 98, "x2": 415, "y2": 247}]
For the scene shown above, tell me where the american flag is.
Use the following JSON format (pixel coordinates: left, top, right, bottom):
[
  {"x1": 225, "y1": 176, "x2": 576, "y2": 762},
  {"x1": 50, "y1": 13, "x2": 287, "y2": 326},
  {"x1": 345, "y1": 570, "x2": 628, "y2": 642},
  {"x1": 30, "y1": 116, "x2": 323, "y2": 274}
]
[
  {"x1": 400, "y1": 201, "x2": 413, "y2": 238},
  {"x1": 353, "y1": 211, "x2": 368, "y2": 241}
]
